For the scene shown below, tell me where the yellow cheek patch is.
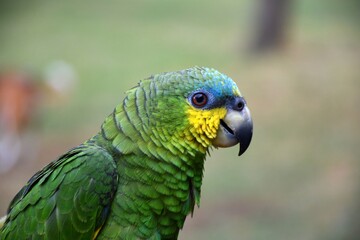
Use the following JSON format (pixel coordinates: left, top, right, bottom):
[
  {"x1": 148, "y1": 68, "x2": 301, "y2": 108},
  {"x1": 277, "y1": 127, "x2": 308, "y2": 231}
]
[{"x1": 186, "y1": 106, "x2": 227, "y2": 147}]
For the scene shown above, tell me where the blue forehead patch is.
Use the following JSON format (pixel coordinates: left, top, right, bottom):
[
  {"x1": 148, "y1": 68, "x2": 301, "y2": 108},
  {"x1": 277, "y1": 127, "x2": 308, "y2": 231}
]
[{"x1": 191, "y1": 67, "x2": 241, "y2": 98}]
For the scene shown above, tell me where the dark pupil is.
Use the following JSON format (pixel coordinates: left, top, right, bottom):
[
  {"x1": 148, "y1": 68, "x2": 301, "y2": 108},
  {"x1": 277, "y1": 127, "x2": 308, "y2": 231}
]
[{"x1": 193, "y1": 93, "x2": 206, "y2": 106}]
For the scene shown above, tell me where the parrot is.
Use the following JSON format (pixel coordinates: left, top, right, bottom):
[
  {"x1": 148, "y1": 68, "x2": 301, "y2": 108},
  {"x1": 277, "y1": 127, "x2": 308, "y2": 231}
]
[{"x1": 0, "y1": 66, "x2": 253, "y2": 240}]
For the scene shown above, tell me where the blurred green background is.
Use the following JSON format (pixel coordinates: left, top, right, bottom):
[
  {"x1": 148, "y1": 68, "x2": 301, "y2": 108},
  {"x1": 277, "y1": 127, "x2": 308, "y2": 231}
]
[{"x1": 0, "y1": 0, "x2": 359, "y2": 239}]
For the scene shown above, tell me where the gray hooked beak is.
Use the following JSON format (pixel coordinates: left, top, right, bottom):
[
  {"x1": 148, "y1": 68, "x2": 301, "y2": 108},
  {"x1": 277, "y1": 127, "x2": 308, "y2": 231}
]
[{"x1": 212, "y1": 97, "x2": 253, "y2": 156}]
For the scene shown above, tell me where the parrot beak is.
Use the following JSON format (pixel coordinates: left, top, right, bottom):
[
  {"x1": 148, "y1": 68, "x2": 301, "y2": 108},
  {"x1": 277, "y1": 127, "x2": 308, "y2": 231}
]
[{"x1": 212, "y1": 97, "x2": 253, "y2": 156}]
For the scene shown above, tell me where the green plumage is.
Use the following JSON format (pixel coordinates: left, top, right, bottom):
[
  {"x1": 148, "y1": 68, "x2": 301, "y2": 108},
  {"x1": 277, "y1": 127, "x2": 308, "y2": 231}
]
[
  {"x1": 1, "y1": 144, "x2": 118, "y2": 239},
  {"x1": 0, "y1": 67, "x2": 252, "y2": 239}
]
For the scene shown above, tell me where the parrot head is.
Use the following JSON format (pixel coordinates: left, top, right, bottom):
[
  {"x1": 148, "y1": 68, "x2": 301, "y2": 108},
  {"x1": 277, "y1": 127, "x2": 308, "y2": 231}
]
[{"x1": 133, "y1": 66, "x2": 253, "y2": 157}]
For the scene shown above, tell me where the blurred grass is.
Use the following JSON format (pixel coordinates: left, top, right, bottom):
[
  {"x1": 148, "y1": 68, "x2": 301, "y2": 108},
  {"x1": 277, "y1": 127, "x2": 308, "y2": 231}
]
[{"x1": 0, "y1": 0, "x2": 359, "y2": 239}]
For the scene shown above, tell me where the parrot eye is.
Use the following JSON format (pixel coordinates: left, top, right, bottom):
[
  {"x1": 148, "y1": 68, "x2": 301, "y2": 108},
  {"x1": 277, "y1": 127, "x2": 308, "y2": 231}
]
[{"x1": 191, "y1": 92, "x2": 208, "y2": 107}]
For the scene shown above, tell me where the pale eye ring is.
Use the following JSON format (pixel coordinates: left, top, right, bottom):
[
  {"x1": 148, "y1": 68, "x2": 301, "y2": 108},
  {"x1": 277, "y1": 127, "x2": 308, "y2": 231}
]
[{"x1": 191, "y1": 92, "x2": 208, "y2": 107}]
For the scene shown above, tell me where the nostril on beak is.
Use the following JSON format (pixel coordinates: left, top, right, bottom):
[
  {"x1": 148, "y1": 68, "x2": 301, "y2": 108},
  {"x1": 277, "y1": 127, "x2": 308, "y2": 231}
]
[{"x1": 234, "y1": 97, "x2": 246, "y2": 111}]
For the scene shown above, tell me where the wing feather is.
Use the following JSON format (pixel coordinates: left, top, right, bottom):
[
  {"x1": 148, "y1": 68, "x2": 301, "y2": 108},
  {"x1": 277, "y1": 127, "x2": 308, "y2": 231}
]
[{"x1": 1, "y1": 143, "x2": 118, "y2": 240}]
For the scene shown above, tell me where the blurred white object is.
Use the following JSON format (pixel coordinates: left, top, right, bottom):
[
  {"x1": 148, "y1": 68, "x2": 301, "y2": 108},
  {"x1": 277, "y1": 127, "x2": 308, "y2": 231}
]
[
  {"x1": 44, "y1": 60, "x2": 76, "y2": 94},
  {"x1": 0, "y1": 132, "x2": 21, "y2": 174}
]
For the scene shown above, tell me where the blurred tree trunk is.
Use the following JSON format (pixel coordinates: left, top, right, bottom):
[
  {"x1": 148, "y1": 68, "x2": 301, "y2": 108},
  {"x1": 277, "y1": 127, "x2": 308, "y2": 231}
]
[
  {"x1": 343, "y1": 174, "x2": 360, "y2": 239},
  {"x1": 251, "y1": 0, "x2": 292, "y2": 53}
]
